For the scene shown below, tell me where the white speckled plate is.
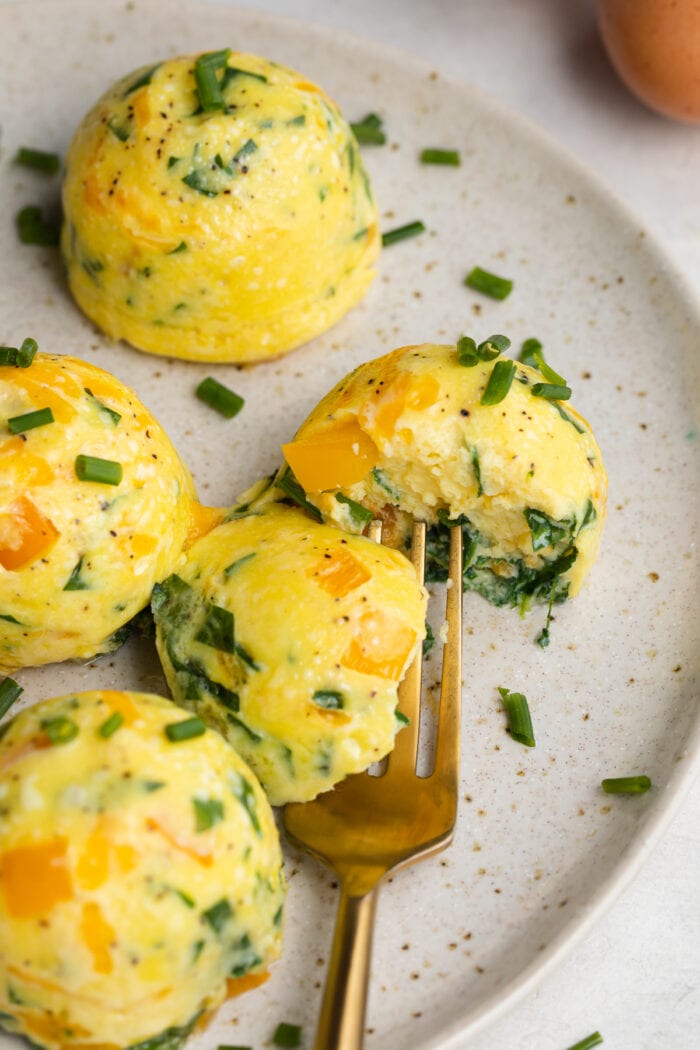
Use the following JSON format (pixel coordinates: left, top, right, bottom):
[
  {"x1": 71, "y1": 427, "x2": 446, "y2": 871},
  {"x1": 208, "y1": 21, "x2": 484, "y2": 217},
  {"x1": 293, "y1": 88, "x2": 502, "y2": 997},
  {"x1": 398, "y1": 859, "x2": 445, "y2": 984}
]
[{"x1": 1, "y1": 1, "x2": 699, "y2": 1047}]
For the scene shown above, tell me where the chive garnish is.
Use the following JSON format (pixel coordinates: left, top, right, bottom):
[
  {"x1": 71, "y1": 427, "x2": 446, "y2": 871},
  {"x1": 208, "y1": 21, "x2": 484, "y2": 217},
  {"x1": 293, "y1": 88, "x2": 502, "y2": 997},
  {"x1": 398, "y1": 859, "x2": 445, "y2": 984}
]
[
  {"x1": 0, "y1": 677, "x2": 23, "y2": 719},
  {"x1": 223, "y1": 553, "x2": 256, "y2": 577},
  {"x1": 395, "y1": 710, "x2": 410, "y2": 726},
  {"x1": 194, "y1": 49, "x2": 230, "y2": 111},
  {"x1": 457, "y1": 333, "x2": 510, "y2": 366},
  {"x1": 457, "y1": 336, "x2": 479, "y2": 367},
  {"x1": 532, "y1": 350, "x2": 566, "y2": 386},
  {"x1": 16, "y1": 205, "x2": 60, "y2": 246},
  {"x1": 63, "y1": 556, "x2": 90, "y2": 592},
  {"x1": 531, "y1": 382, "x2": 571, "y2": 401},
  {"x1": 420, "y1": 148, "x2": 461, "y2": 166},
  {"x1": 382, "y1": 221, "x2": 426, "y2": 247},
  {"x1": 564, "y1": 1032, "x2": 604, "y2": 1050},
  {"x1": 498, "y1": 687, "x2": 535, "y2": 747},
  {"x1": 312, "y1": 690, "x2": 344, "y2": 710},
  {"x1": 165, "y1": 716, "x2": 207, "y2": 742},
  {"x1": 98, "y1": 711, "x2": 124, "y2": 738},
  {"x1": 0, "y1": 337, "x2": 39, "y2": 368},
  {"x1": 519, "y1": 338, "x2": 542, "y2": 367},
  {"x1": 464, "y1": 266, "x2": 513, "y2": 300},
  {"x1": 15, "y1": 147, "x2": 60, "y2": 175},
  {"x1": 481, "y1": 359, "x2": 516, "y2": 405},
  {"x1": 7, "y1": 407, "x2": 54, "y2": 434},
  {"x1": 276, "y1": 467, "x2": 323, "y2": 522},
  {"x1": 601, "y1": 775, "x2": 651, "y2": 795},
  {"x1": 203, "y1": 896, "x2": 233, "y2": 933},
  {"x1": 350, "y1": 113, "x2": 386, "y2": 145},
  {"x1": 192, "y1": 797, "x2": 225, "y2": 832},
  {"x1": 84, "y1": 388, "x2": 121, "y2": 426},
  {"x1": 40, "y1": 716, "x2": 79, "y2": 745},
  {"x1": 196, "y1": 377, "x2": 244, "y2": 419},
  {"x1": 272, "y1": 1023, "x2": 302, "y2": 1048},
  {"x1": 75, "y1": 454, "x2": 123, "y2": 486},
  {"x1": 335, "y1": 492, "x2": 373, "y2": 528},
  {"x1": 124, "y1": 63, "x2": 160, "y2": 96},
  {"x1": 168, "y1": 241, "x2": 188, "y2": 254}
]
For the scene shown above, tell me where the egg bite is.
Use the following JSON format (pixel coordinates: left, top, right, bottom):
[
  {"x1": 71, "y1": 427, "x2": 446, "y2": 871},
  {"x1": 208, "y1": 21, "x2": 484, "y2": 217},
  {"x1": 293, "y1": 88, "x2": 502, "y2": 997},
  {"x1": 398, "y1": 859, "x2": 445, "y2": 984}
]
[
  {"x1": 0, "y1": 352, "x2": 220, "y2": 671},
  {"x1": 61, "y1": 50, "x2": 380, "y2": 363},
  {"x1": 281, "y1": 342, "x2": 607, "y2": 609},
  {"x1": 152, "y1": 503, "x2": 427, "y2": 805},
  {"x1": 0, "y1": 689, "x2": 285, "y2": 1050}
]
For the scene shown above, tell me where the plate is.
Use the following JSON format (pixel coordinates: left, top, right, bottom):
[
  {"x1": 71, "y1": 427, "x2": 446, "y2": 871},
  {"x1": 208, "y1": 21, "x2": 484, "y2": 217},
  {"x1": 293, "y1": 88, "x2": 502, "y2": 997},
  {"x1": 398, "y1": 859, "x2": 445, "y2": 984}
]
[{"x1": 1, "y1": 1, "x2": 699, "y2": 1047}]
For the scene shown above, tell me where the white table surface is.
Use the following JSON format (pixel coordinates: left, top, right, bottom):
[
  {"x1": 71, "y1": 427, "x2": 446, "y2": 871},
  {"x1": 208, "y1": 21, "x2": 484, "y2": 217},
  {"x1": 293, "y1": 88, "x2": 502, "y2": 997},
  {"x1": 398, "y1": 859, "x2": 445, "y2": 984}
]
[
  {"x1": 221, "y1": 2, "x2": 699, "y2": 1049},
  {"x1": 3, "y1": 2, "x2": 699, "y2": 1049}
]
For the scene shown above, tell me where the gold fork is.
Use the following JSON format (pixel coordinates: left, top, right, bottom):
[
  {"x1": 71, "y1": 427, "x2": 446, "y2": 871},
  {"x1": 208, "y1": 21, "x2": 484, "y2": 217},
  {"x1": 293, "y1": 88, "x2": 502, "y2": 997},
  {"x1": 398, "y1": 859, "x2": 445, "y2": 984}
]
[{"x1": 284, "y1": 521, "x2": 463, "y2": 1050}]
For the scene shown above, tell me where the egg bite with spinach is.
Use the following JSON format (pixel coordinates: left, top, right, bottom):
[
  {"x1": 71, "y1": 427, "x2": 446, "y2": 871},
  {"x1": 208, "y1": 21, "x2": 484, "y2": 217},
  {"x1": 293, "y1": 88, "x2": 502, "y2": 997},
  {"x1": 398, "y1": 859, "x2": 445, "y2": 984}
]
[
  {"x1": 61, "y1": 49, "x2": 380, "y2": 363},
  {"x1": 280, "y1": 340, "x2": 607, "y2": 615},
  {"x1": 0, "y1": 350, "x2": 220, "y2": 671},
  {"x1": 0, "y1": 690, "x2": 284, "y2": 1050},
  {"x1": 152, "y1": 503, "x2": 426, "y2": 805}
]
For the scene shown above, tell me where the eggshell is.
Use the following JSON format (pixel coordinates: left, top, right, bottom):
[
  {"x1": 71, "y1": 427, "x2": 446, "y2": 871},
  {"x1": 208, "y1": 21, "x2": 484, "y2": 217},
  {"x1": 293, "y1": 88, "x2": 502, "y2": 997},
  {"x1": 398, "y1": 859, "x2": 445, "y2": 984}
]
[
  {"x1": 598, "y1": 0, "x2": 700, "y2": 123},
  {"x1": 152, "y1": 503, "x2": 427, "y2": 805},
  {"x1": 0, "y1": 690, "x2": 284, "y2": 1050},
  {"x1": 61, "y1": 51, "x2": 380, "y2": 362}
]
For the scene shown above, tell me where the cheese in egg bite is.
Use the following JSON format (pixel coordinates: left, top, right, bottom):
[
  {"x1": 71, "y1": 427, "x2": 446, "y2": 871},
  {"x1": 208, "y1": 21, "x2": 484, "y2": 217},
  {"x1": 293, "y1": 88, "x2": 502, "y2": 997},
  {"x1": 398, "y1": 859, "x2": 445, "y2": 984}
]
[
  {"x1": 0, "y1": 690, "x2": 284, "y2": 1050},
  {"x1": 152, "y1": 503, "x2": 427, "y2": 805},
  {"x1": 281, "y1": 342, "x2": 607, "y2": 609},
  {"x1": 61, "y1": 50, "x2": 380, "y2": 363},
  {"x1": 0, "y1": 352, "x2": 220, "y2": 671}
]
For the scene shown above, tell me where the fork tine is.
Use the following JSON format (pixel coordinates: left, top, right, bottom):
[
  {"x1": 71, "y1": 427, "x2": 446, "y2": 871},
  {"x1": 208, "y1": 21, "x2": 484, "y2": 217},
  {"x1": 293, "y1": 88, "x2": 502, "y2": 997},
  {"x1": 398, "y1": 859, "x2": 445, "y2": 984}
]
[
  {"x1": 387, "y1": 521, "x2": 426, "y2": 774},
  {"x1": 433, "y1": 526, "x2": 463, "y2": 791}
]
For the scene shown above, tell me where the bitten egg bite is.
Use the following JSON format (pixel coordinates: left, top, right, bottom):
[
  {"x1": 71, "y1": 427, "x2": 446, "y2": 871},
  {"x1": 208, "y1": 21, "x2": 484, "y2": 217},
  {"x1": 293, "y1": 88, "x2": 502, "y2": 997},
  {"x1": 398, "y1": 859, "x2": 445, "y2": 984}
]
[
  {"x1": 152, "y1": 503, "x2": 427, "y2": 805},
  {"x1": 281, "y1": 342, "x2": 607, "y2": 610},
  {"x1": 0, "y1": 352, "x2": 219, "y2": 671},
  {"x1": 0, "y1": 690, "x2": 285, "y2": 1050},
  {"x1": 61, "y1": 50, "x2": 380, "y2": 363}
]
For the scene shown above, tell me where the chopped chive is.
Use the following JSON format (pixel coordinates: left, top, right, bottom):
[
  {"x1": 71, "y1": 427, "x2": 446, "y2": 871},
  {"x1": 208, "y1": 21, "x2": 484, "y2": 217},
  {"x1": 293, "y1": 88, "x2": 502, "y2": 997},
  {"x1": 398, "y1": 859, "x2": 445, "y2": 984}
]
[
  {"x1": 192, "y1": 796, "x2": 225, "y2": 832},
  {"x1": 481, "y1": 359, "x2": 516, "y2": 405},
  {"x1": 75, "y1": 454, "x2": 122, "y2": 485},
  {"x1": 174, "y1": 888, "x2": 196, "y2": 908},
  {"x1": 195, "y1": 602, "x2": 235, "y2": 654},
  {"x1": 223, "y1": 553, "x2": 256, "y2": 577},
  {"x1": 15, "y1": 147, "x2": 60, "y2": 175},
  {"x1": 40, "y1": 716, "x2": 79, "y2": 745},
  {"x1": 16, "y1": 205, "x2": 60, "y2": 246},
  {"x1": 533, "y1": 351, "x2": 566, "y2": 386},
  {"x1": 124, "y1": 63, "x2": 160, "y2": 96},
  {"x1": 287, "y1": 114, "x2": 306, "y2": 127},
  {"x1": 182, "y1": 170, "x2": 219, "y2": 197},
  {"x1": 7, "y1": 407, "x2": 54, "y2": 434},
  {"x1": 16, "y1": 338, "x2": 38, "y2": 367},
  {"x1": 312, "y1": 689, "x2": 344, "y2": 710},
  {"x1": 196, "y1": 377, "x2": 244, "y2": 419},
  {"x1": 457, "y1": 336, "x2": 479, "y2": 367},
  {"x1": 84, "y1": 388, "x2": 121, "y2": 426},
  {"x1": 350, "y1": 113, "x2": 386, "y2": 145},
  {"x1": 168, "y1": 240, "x2": 188, "y2": 254},
  {"x1": 478, "y1": 334, "x2": 510, "y2": 360},
  {"x1": 273, "y1": 1023, "x2": 302, "y2": 1048},
  {"x1": 0, "y1": 613, "x2": 22, "y2": 624},
  {"x1": 165, "y1": 716, "x2": 207, "y2": 742},
  {"x1": 98, "y1": 711, "x2": 124, "y2": 738},
  {"x1": 564, "y1": 1033, "x2": 604, "y2": 1050},
  {"x1": 221, "y1": 65, "x2": 268, "y2": 87},
  {"x1": 395, "y1": 709, "x2": 410, "y2": 726},
  {"x1": 531, "y1": 382, "x2": 571, "y2": 401},
  {"x1": 335, "y1": 492, "x2": 374, "y2": 528},
  {"x1": 464, "y1": 266, "x2": 513, "y2": 300},
  {"x1": 498, "y1": 687, "x2": 535, "y2": 747},
  {"x1": 519, "y1": 338, "x2": 542, "y2": 367},
  {"x1": 382, "y1": 221, "x2": 426, "y2": 247},
  {"x1": 0, "y1": 677, "x2": 23, "y2": 719},
  {"x1": 63, "y1": 556, "x2": 90, "y2": 592},
  {"x1": 194, "y1": 49, "x2": 230, "y2": 111},
  {"x1": 167, "y1": 155, "x2": 180, "y2": 169},
  {"x1": 236, "y1": 643, "x2": 261, "y2": 671},
  {"x1": 552, "y1": 400, "x2": 585, "y2": 433},
  {"x1": 422, "y1": 622, "x2": 435, "y2": 657},
  {"x1": 233, "y1": 138, "x2": 257, "y2": 164},
  {"x1": 276, "y1": 467, "x2": 323, "y2": 523},
  {"x1": 470, "y1": 446, "x2": 483, "y2": 496},
  {"x1": 420, "y1": 148, "x2": 461, "y2": 165},
  {"x1": 203, "y1": 896, "x2": 233, "y2": 933},
  {"x1": 601, "y1": 775, "x2": 651, "y2": 795},
  {"x1": 107, "y1": 119, "x2": 131, "y2": 142}
]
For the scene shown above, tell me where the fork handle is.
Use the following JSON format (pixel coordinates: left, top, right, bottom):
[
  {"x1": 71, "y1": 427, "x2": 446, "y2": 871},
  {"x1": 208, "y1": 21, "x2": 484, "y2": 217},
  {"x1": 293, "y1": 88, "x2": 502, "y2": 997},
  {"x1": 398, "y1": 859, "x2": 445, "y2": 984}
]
[{"x1": 314, "y1": 885, "x2": 379, "y2": 1050}]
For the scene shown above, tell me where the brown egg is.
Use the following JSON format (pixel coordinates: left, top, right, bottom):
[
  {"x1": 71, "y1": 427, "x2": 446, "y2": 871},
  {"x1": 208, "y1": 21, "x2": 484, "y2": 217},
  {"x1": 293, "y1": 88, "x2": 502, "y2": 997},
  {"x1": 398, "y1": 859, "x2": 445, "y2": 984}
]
[{"x1": 598, "y1": 0, "x2": 700, "y2": 124}]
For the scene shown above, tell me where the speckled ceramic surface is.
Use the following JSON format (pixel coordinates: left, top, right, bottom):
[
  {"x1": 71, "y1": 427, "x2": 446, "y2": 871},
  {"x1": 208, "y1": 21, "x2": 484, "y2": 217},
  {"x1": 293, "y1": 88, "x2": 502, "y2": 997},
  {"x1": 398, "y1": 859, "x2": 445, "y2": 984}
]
[{"x1": 1, "y1": 1, "x2": 698, "y2": 1048}]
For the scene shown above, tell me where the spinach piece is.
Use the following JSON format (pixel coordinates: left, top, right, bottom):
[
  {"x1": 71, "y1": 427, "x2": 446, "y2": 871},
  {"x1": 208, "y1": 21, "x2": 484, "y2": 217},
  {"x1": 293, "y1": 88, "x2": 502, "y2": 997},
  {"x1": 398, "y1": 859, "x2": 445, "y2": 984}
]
[
  {"x1": 275, "y1": 466, "x2": 322, "y2": 522},
  {"x1": 524, "y1": 508, "x2": 572, "y2": 552}
]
